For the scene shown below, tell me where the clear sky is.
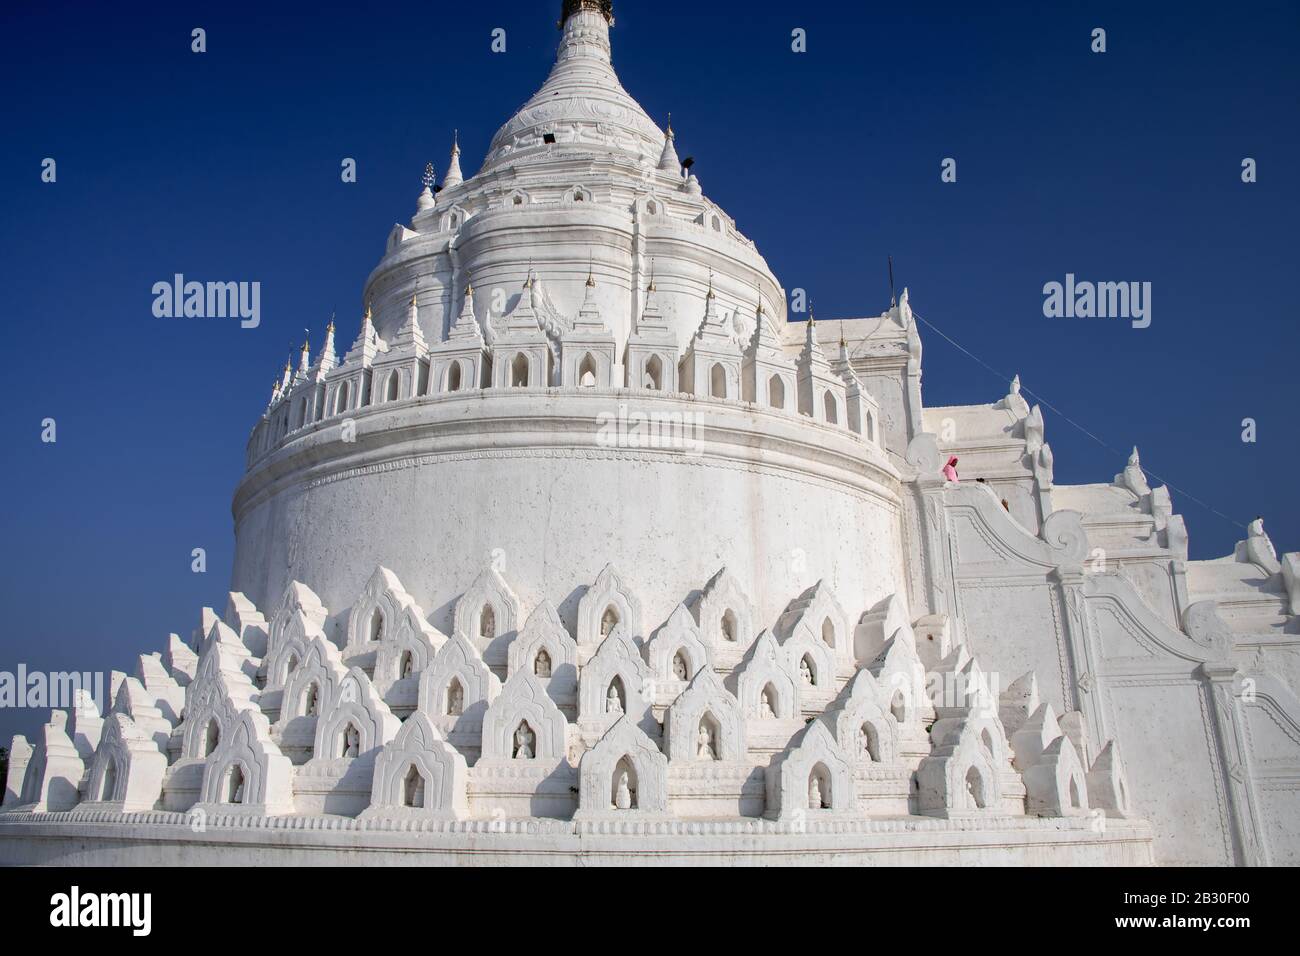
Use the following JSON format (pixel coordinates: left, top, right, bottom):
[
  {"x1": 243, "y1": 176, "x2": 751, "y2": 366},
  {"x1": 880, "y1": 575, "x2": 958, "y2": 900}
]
[{"x1": 1, "y1": 0, "x2": 1295, "y2": 748}]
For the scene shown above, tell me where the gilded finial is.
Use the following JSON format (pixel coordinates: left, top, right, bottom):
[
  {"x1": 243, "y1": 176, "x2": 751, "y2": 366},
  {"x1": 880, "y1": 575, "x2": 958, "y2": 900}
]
[
  {"x1": 706, "y1": 269, "x2": 715, "y2": 299},
  {"x1": 647, "y1": 258, "x2": 656, "y2": 293},
  {"x1": 327, "y1": 311, "x2": 335, "y2": 334},
  {"x1": 586, "y1": 257, "x2": 596, "y2": 287}
]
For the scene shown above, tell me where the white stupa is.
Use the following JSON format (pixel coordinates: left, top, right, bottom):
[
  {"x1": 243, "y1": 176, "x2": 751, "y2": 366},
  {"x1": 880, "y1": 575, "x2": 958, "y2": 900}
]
[{"x1": 3, "y1": 0, "x2": 1297, "y2": 866}]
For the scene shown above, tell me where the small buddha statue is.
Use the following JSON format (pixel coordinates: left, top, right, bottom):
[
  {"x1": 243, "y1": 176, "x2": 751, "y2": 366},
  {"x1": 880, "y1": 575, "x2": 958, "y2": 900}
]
[
  {"x1": 606, "y1": 685, "x2": 623, "y2": 715},
  {"x1": 809, "y1": 776, "x2": 825, "y2": 810},
  {"x1": 343, "y1": 725, "x2": 360, "y2": 758},
  {"x1": 514, "y1": 722, "x2": 534, "y2": 759},
  {"x1": 400, "y1": 654, "x2": 413, "y2": 679},
  {"x1": 799, "y1": 658, "x2": 814, "y2": 686},
  {"x1": 673, "y1": 654, "x2": 688, "y2": 681},
  {"x1": 697, "y1": 724, "x2": 716, "y2": 760},
  {"x1": 760, "y1": 693, "x2": 775, "y2": 719},
  {"x1": 614, "y1": 770, "x2": 633, "y2": 810},
  {"x1": 448, "y1": 682, "x2": 464, "y2": 716},
  {"x1": 535, "y1": 649, "x2": 552, "y2": 678},
  {"x1": 404, "y1": 770, "x2": 424, "y2": 808}
]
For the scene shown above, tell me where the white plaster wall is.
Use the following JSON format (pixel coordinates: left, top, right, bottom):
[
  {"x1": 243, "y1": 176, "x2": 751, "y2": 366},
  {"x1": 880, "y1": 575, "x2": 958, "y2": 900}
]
[
  {"x1": 1104, "y1": 680, "x2": 1233, "y2": 866},
  {"x1": 231, "y1": 391, "x2": 905, "y2": 643},
  {"x1": 957, "y1": 582, "x2": 1070, "y2": 710}
]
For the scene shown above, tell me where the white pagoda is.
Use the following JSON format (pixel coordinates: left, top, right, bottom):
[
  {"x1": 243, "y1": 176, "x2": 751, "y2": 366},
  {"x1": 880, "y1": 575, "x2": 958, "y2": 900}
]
[{"x1": 2, "y1": 0, "x2": 1296, "y2": 866}]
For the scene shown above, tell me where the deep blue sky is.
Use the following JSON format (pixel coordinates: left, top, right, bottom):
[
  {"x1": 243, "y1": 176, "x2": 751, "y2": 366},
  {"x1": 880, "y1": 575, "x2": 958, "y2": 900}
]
[{"x1": 1, "y1": 0, "x2": 1295, "y2": 747}]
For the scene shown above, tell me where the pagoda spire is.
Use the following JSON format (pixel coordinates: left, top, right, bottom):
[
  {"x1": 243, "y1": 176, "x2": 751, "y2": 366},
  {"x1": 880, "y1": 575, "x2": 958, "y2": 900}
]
[
  {"x1": 417, "y1": 162, "x2": 436, "y2": 213},
  {"x1": 317, "y1": 314, "x2": 338, "y2": 374},
  {"x1": 801, "y1": 307, "x2": 830, "y2": 372},
  {"x1": 391, "y1": 283, "x2": 428, "y2": 351},
  {"x1": 448, "y1": 278, "x2": 485, "y2": 343},
  {"x1": 504, "y1": 266, "x2": 544, "y2": 333},
  {"x1": 295, "y1": 331, "x2": 312, "y2": 379},
  {"x1": 658, "y1": 114, "x2": 681, "y2": 173},
  {"x1": 749, "y1": 294, "x2": 783, "y2": 357},
  {"x1": 560, "y1": 0, "x2": 613, "y2": 27},
  {"x1": 344, "y1": 300, "x2": 384, "y2": 365},
  {"x1": 636, "y1": 260, "x2": 669, "y2": 334},
  {"x1": 443, "y1": 131, "x2": 464, "y2": 189},
  {"x1": 573, "y1": 259, "x2": 607, "y2": 333}
]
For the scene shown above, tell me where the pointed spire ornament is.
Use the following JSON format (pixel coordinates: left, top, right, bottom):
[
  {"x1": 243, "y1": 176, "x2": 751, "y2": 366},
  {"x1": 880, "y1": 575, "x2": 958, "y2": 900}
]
[
  {"x1": 658, "y1": 113, "x2": 681, "y2": 173},
  {"x1": 749, "y1": 293, "x2": 783, "y2": 358},
  {"x1": 318, "y1": 313, "x2": 338, "y2": 374},
  {"x1": 417, "y1": 162, "x2": 436, "y2": 212},
  {"x1": 505, "y1": 265, "x2": 543, "y2": 333},
  {"x1": 344, "y1": 298, "x2": 384, "y2": 366},
  {"x1": 443, "y1": 131, "x2": 464, "y2": 189},
  {"x1": 297, "y1": 330, "x2": 312, "y2": 376},
  {"x1": 1116, "y1": 445, "x2": 1151, "y2": 497},
  {"x1": 391, "y1": 281, "x2": 427, "y2": 351},
  {"x1": 801, "y1": 306, "x2": 830, "y2": 372},
  {"x1": 449, "y1": 277, "x2": 485, "y2": 343},
  {"x1": 574, "y1": 259, "x2": 607, "y2": 333}
]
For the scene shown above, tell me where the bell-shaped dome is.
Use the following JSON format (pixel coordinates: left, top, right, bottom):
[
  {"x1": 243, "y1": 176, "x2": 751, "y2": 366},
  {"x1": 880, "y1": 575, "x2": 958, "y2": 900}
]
[{"x1": 479, "y1": 5, "x2": 666, "y2": 174}]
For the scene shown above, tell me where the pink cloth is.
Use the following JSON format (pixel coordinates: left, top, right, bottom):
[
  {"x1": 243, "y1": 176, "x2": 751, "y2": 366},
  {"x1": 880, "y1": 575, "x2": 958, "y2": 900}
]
[{"x1": 942, "y1": 457, "x2": 959, "y2": 483}]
